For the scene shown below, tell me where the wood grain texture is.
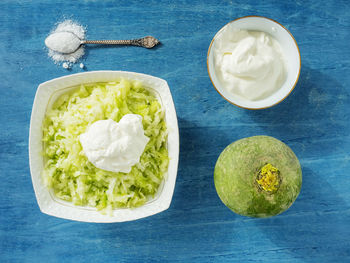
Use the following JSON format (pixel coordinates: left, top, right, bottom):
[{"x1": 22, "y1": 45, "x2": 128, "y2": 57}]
[{"x1": 0, "y1": 0, "x2": 349, "y2": 262}]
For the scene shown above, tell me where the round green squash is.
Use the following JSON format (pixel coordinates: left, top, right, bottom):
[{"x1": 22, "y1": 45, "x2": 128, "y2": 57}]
[{"x1": 214, "y1": 136, "x2": 302, "y2": 218}]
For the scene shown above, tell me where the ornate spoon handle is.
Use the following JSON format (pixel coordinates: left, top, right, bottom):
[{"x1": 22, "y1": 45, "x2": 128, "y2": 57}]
[{"x1": 82, "y1": 36, "x2": 159, "y2": 49}]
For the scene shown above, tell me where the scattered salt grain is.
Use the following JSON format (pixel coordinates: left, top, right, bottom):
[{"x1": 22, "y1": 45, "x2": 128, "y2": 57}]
[
  {"x1": 62, "y1": 62, "x2": 70, "y2": 69},
  {"x1": 46, "y1": 20, "x2": 86, "y2": 64}
]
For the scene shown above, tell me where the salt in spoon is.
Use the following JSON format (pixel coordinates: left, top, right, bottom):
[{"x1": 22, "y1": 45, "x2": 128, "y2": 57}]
[{"x1": 45, "y1": 31, "x2": 160, "y2": 54}]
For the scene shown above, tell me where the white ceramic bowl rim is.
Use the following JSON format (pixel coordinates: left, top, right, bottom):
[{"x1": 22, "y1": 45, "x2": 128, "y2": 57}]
[
  {"x1": 29, "y1": 71, "x2": 179, "y2": 223},
  {"x1": 207, "y1": 15, "x2": 301, "y2": 110}
]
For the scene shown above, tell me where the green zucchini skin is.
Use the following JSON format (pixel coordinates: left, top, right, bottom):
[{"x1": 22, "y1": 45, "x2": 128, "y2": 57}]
[{"x1": 214, "y1": 136, "x2": 302, "y2": 218}]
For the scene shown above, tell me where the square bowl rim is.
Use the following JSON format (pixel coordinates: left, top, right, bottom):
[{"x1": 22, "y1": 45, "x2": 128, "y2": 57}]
[{"x1": 29, "y1": 70, "x2": 179, "y2": 223}]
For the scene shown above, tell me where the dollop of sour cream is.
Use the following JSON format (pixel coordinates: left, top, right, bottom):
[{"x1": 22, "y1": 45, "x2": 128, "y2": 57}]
[
  {"x1": 214, "y1": 28, "x2": 286, "y2": 101},
  {"x1": 79, "y1": 114, "x2": 150, "y2": 173}
]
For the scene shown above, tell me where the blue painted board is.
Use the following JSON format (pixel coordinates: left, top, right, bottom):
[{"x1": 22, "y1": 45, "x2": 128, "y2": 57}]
[{"x1": 0, "y1": 0, "x2": 349, "y2": 262}]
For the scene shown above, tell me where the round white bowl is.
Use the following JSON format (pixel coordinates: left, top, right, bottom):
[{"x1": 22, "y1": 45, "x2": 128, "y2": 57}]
[
  {"x1": 29, "y1": 71, "x2": 179, "y2": 223},
  {"x1": 207, "y1": 16, "x2": 301, "y2": 109}
]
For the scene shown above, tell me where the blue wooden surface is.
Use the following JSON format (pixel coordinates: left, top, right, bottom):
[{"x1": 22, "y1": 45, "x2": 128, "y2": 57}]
[{"x1": 1, "y1": 0, "x2": 350, "y2": 262}]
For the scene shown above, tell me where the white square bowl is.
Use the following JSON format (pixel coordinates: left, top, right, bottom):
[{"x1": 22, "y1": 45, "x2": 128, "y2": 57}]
[{"x1": 29, "y1": 71, "x2": 179, "y2": 223}]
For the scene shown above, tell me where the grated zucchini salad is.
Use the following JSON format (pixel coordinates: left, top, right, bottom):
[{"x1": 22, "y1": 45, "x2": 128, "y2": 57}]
[{"x1": 42, "y1": 79, "x2": 169, "y2": 213}]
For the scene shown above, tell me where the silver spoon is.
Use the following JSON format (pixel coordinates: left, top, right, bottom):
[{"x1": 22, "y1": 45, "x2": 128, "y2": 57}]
[{"x1": 45, "y1": 31, "x2": 160, "y2": 54}]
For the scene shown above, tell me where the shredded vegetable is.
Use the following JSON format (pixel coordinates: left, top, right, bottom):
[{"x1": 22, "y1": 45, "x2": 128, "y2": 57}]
[{"x1": 42, "y1": 79, "x2": 168, "y2": 213}]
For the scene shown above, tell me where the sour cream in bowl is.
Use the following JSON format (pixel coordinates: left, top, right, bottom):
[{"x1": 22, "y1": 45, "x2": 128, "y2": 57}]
[{"x1": 207, "y1": 16, "x2": 301, "y2": 109}]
